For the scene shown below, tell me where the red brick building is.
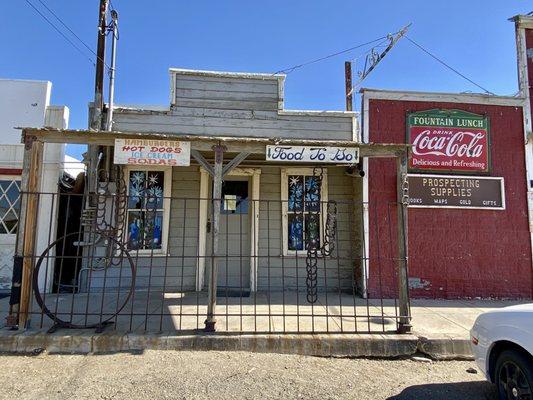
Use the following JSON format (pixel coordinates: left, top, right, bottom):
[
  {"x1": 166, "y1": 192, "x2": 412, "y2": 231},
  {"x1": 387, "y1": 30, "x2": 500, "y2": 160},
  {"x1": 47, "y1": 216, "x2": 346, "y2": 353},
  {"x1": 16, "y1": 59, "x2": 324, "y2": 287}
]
[{"x1": 361, "y1": 15, "x2": 533, "y2": 299}]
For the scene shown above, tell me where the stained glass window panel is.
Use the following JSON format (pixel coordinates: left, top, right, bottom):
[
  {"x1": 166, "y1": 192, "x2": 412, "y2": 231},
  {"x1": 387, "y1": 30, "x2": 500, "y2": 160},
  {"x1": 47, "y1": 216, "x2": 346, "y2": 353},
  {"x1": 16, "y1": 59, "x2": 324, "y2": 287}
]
[
  {"x1": 126, "y1": 169, "x2": 166, "y2": 251},
  {"x1": 143, "y1": 211, "x2": 163, "y2": 250},
  {"x1": 305, "y1": 176, "x2": 321, "y2": 212},
  {"x1": 305, "y1": 213, "x2": 320, "y2": 250},
  {"x1": 287, "y1": 213, "x2": 304, "y2": 251},
  {"x1": 146, "y1": 171, "x2": 164, "y2": 209},
  {"x1": 287, "y1": 175, "x2": 304, "y2": 212},
  {"x1": 128, "y1": 171, "x2": 146, "y2": 209},
  {"x1": 127, "y1": 211, "x2": 144, "y2": 250}
]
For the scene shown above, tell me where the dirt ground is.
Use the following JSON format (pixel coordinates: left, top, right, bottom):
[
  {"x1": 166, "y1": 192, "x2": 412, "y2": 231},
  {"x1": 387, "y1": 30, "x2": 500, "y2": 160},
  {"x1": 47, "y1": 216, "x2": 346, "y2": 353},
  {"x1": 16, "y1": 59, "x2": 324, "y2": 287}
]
[{"x1": 0, "y1": 350, "x2": 496, "y2": 400}]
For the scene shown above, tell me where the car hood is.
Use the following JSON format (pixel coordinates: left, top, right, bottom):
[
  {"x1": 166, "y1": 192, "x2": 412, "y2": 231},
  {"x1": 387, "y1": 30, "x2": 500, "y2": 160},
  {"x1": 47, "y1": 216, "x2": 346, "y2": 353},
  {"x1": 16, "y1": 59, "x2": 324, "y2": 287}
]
[{"x1": 487, "y1": 303, "x2": 533, "y2": 314}]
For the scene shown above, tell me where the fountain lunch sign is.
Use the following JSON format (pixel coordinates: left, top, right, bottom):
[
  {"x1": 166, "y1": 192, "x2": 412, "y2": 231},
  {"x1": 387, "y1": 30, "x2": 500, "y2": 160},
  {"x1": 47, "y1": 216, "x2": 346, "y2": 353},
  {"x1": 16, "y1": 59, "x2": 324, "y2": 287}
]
[{"x1": 407, "y1": 109, "x2": 490, "y2": 174}]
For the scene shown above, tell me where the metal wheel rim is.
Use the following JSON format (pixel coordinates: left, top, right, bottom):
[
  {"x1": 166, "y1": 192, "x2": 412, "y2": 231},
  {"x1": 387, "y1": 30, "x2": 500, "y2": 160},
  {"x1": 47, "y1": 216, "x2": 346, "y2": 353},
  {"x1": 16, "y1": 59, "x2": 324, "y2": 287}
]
[
  {"x1": 499, "y1": 360, "x2": 532, "y2": 400},
  {"x1": 32, "y1": 231, "x2": 136, "y2": 329}
]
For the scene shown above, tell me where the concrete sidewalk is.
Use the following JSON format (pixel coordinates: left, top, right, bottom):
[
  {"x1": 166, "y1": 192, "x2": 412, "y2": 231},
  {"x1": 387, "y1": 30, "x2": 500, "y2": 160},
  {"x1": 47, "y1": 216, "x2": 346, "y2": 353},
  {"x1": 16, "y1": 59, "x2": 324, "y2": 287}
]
[
  {"x1": 0, "y1": 297, "x2": 530, "y2": 359},
  {"x1": 410, "y1": 298, "x2": 527, "y2": 337}
]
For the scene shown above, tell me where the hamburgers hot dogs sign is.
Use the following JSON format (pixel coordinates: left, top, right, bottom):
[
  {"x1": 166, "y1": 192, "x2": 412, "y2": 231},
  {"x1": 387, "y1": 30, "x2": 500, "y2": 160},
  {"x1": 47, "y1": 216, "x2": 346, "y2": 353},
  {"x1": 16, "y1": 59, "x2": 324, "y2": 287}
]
[{"x1": 407, "y1": 109, "x2": 490, "y2": 173}]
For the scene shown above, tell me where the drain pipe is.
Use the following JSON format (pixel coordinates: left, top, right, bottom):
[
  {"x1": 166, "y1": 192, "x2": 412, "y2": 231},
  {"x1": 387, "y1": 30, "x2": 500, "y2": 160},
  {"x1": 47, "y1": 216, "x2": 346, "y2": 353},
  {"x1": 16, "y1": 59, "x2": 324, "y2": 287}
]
[{"x1": 106, "y1": 9, "x2": 118, "y2": 131}]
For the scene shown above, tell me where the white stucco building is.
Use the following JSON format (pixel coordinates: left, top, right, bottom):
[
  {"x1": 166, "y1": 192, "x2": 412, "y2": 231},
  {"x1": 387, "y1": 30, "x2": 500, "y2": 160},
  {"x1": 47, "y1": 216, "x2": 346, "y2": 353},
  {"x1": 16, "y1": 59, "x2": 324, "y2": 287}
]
[{"x1": 0, "y1": 79, "x2": 69, "y2": 292}]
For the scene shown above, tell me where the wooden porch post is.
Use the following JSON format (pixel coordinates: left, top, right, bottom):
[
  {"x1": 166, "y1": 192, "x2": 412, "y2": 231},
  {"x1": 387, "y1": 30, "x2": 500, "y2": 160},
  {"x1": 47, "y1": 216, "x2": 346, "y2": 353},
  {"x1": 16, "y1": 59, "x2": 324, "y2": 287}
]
[
  {"x1": 396, "y1": 150, "x2": 412, "y2": 333},
  {"x1": 204, "y1": 143, "x2": 226, "y2": 332},
  {"x1": 17, "y1": 134, "x2": 44, "y2": 329}
]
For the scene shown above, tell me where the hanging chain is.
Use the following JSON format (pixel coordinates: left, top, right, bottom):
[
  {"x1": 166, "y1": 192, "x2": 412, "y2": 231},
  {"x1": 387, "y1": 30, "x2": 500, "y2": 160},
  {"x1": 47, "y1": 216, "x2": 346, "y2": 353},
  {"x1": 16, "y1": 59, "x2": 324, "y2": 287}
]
[
  {"x1": 305, "y1": 167, "x2": 323, "y2": 304},
  {"x1": 401, "y1": 173, "x2": 409, "y2": 206},
  {"x1": 305, "y1": 167, "x2": 337, "y2": 304},
  {"x1": 322, "y1": 201, "x2": 337, "y2": 257},
  {"x1": 90, "y1": 165, "x2": 128, "y2": 269}
]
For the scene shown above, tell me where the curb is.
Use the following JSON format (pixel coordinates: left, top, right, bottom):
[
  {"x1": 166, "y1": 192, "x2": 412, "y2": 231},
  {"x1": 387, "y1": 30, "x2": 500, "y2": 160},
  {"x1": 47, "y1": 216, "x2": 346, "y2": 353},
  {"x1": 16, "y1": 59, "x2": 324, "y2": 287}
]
[{"x1": 0, "y1": 329, "x2": 473, "y2": 360}]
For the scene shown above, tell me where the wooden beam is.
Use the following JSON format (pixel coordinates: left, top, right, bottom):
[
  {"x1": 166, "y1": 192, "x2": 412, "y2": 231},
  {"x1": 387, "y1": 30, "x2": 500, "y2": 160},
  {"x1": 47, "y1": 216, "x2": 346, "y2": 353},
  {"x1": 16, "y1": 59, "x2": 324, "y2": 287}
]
[
  {"x1": 205, "y1": 144, "x2": 226, "y2": 332},
  {"x1": 21, "y1": 128, "x2": 410, "y2": 159},
  {"x1": 191, "y1": 150, "x2": 214, "y2": 177},
  {"x1": 196, "y1": 168, "x2": 209, "y2": 291},
  {"x1": 249, "y1": 169, "x2": 261, "y2": 292},
  {"x1": 18, "y1": 136, "x2": 44, "y2": 329},
  {"x1": 396, "y1": 150, "x2": 412, "y2": 334},
  {"x1": 222, "y1": 152, "x2": 250, "y2": 177}
]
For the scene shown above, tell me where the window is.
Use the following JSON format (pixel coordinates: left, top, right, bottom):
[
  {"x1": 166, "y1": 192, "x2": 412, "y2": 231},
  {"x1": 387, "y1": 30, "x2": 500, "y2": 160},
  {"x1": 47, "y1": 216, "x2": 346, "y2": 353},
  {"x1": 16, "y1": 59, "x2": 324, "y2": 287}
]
[
  {"x1": 125, "y1": 167, "x2": 171, "y2": 252},
  {"x1": 0, "y1": 177, "x2": 21, "y2": 234},
  {"x1": 281, "y1": 168, "x2": 328, "y2": 255},
  {"x1": 221, "y1": 180, "x2": 249, "y2": 214}
]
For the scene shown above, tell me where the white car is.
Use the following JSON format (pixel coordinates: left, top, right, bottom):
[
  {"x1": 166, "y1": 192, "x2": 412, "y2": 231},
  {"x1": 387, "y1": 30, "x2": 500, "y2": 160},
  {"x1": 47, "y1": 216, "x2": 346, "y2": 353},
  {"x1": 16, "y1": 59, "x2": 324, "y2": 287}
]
[{"x1": 470, "y1": 304, "x2": 533, "y2": 399}]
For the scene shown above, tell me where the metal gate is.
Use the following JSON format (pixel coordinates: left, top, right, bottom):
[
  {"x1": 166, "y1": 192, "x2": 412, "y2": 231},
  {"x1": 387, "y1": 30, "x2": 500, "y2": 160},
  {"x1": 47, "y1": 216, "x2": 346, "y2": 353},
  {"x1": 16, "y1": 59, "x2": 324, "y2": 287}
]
[
  {"x1": 22, "y1": 187, "x2": 408, "y2": 334},
  {"x1": 9, "y1": 128, "x2": 411, "y2": 335}
]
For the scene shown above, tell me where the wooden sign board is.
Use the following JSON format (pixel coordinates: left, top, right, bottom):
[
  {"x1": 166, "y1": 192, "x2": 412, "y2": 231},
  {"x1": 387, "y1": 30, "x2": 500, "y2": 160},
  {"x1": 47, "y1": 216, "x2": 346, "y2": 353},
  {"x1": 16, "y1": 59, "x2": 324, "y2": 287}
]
[
  {"x1": 266, "y1": 145, "x2": 359, "y2": 164},
  {"x1": 407, "y1": 174, "x2": 505, "y2": 210},
  {"x1": 114, "y1": 139, "x2": 190, "y2": 166}
]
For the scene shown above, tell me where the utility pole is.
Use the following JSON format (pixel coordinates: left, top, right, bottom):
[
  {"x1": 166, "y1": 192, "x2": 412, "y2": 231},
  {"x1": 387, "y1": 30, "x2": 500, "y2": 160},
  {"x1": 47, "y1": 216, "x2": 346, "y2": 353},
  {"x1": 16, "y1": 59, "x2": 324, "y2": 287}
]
[
  {"x1": 347, "y1": 23, "x2": 411, "y2": 98},
  {"x1": 88, "y1": 0, "x2": 108, "y2": 194},
  {"x1": 344, "y1": 61, "x2": 353, "y2": 111},
  {"x1": 92, "y1": 0, "x2": 108, "y2": 131}
]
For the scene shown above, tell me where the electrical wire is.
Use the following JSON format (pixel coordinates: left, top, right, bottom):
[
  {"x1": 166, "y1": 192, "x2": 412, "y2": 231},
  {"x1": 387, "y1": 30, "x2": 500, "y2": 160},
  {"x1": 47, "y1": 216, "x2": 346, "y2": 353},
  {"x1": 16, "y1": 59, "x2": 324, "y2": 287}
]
[
  {"x1": 34, "y1": 0, "x2": 111, "y2": 69},
  {"x1": 24, "y1": 0, "x2": 96, "y2": 66},
  {"x1": 273, "y1": 32, "x2": 402, "y2": 75},
  {"x1": 405, "y1": 35, "x2": 494, "y2": 95}
]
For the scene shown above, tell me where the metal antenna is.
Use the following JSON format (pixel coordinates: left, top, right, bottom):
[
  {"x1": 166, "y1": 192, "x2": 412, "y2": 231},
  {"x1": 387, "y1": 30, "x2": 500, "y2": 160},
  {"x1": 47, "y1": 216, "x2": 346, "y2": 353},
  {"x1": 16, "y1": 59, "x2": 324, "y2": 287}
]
[{"x1": 348, "y1": 23, "x2": 412, "y2": 97}]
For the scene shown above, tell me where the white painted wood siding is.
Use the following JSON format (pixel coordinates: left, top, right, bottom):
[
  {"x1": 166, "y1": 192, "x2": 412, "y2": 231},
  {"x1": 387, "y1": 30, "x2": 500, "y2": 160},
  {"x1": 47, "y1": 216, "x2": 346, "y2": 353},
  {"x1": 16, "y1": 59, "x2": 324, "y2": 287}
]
[
  {"x1": 112, "y1": 69, "x2": 357, "y2": 141},
  {"x1": 87, "y1": 165, "x2": 362, "y2": 293}
]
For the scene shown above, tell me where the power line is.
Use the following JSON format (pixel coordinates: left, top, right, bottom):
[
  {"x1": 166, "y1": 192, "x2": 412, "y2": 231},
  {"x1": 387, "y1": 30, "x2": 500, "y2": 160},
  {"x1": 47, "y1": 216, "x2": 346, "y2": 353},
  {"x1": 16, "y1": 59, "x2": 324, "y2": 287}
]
[
  {"x1": 34, "y1": 0, "x2": 111, "y2": 69},
  {"x1": 273, "y1": 33, "x2": 399, "y2": 75},
  {"x1": 24, "y1": 0, "x2": 96, "y2": 66},
  {"x1": 405, "y1": 35, "x2": 494, "y2": 95}
]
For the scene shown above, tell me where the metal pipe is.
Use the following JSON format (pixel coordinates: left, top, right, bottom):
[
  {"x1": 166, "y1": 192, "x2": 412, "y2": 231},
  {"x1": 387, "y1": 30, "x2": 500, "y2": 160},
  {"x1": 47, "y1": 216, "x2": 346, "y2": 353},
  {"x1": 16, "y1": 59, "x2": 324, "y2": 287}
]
[{"x1": 106, "y1": 10, "x2": 118, "y2": 131}]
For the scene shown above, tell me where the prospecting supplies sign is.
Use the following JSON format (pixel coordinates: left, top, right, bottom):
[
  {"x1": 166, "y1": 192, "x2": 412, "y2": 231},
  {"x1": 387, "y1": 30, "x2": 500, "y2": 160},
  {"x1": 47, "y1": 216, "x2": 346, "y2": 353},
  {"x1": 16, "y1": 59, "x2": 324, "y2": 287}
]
[
  {"x1": 266, "y1": 145, "x2": 359, "y2": 163},
  {"x1": 407, "y1": 174, "x2": 505, "y2": 210},
  {"x1": 114, "y1": 139, "x2": 191, "y2": 166},
  {"x1": 407, "y1": 109, "x2": 490, "y2": 173}
]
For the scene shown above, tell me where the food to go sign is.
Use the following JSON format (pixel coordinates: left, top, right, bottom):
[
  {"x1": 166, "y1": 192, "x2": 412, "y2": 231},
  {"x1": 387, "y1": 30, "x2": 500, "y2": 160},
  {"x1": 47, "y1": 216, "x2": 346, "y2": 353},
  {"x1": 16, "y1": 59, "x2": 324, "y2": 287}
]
[
  {"x1": 266, "y1": 145, "x2": 359, "y2": 163},
  {"x1": 407, "y1": 109, "x2": 490, "y2": 173},
  {"x1": 114, "y1": 139, "x2": 190, "y2": 166}
]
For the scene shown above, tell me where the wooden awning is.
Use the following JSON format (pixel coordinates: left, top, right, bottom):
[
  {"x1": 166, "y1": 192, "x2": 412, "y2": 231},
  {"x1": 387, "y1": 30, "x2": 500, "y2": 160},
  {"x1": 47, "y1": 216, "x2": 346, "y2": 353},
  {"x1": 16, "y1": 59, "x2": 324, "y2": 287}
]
[{"x1": 21, "y1": 127, "x2": 410, "y2": 158}]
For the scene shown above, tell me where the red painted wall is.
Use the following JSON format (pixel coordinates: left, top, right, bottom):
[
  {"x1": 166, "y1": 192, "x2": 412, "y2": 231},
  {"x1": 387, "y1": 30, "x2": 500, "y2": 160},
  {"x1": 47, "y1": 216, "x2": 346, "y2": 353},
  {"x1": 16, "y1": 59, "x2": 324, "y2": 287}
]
[{"x1": 368, "y1": 98, "x2": 533, "y2": 299}]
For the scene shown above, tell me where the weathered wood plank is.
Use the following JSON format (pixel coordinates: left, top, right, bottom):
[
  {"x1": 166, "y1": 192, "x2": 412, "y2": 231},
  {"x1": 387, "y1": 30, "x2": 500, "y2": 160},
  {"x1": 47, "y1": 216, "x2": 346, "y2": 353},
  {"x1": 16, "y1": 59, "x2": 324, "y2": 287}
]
[
  {"x1": 18, "y1": 138, "x2": 44, "y2": 329},
  {"x1": 114, "y1": 112, "x2": 352, "y2": 133},
  {"x1": 174, "y1": 74, "x2": 279, "y2": 87},
  {"x1": 173, "y1": 98, "x2": 279, "y2": 111},
  {"x1": 174, "y1": 88, "x2": 278, "y2": 101}
]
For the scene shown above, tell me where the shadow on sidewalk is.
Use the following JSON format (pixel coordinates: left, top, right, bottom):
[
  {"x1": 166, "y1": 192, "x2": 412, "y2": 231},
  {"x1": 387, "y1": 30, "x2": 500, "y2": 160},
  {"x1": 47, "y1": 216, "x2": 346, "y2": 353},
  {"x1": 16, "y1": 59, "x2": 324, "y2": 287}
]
[{"x1": 387, "y1": 380, "x2": 497, "y2": 400}]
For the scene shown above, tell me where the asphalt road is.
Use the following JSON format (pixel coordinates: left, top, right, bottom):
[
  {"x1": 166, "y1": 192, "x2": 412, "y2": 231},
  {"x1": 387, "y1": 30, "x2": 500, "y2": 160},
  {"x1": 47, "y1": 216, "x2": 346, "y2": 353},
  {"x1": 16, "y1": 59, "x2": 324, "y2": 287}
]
[{"x1": 0, "y1": 350, "x2": 497, "y2": 400}]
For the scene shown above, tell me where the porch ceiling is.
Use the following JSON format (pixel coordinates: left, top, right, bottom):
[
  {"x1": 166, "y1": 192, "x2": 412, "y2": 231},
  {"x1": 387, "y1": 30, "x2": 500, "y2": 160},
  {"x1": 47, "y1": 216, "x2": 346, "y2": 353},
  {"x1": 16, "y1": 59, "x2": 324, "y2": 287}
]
[{"x1": 20, "y1": 127, "x2": 410, "y2": 158}]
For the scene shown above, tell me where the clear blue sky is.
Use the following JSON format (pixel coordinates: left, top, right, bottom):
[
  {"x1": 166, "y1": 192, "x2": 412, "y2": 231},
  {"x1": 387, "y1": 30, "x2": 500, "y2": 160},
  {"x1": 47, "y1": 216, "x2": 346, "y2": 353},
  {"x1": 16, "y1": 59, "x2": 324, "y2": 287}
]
[{"x1": 0, "y1": 1, "x2": 530, "y2": 159}]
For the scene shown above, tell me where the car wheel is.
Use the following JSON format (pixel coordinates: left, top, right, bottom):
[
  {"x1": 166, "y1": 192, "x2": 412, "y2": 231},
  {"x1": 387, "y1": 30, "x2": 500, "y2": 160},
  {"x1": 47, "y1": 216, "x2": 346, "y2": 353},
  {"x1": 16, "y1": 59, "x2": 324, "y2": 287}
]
[{"x1": 495, "y1": 349, "x2": 533, "y2": 400}]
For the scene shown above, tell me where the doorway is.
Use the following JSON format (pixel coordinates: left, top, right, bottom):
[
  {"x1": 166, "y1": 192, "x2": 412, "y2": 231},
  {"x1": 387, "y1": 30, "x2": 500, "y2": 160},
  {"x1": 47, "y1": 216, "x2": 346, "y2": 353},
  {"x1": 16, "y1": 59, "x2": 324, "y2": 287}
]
[{"x1": 217, "y1": 177, "x2": 250, "y2": 296}]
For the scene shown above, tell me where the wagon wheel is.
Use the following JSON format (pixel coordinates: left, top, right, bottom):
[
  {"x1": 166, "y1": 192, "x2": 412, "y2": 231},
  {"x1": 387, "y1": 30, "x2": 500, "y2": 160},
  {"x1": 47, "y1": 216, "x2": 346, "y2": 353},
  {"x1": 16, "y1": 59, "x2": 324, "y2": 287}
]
[{"x1": 32, "y1": 231, "x2": 136, "y2": 330}]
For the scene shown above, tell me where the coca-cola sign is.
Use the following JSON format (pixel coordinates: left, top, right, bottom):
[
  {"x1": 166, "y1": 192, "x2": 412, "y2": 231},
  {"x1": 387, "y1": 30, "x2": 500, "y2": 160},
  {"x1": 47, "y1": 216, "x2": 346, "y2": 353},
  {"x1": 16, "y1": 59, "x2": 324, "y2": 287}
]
[{"x1": 407, "y1": 109, "x2": 490, "y2": 173}]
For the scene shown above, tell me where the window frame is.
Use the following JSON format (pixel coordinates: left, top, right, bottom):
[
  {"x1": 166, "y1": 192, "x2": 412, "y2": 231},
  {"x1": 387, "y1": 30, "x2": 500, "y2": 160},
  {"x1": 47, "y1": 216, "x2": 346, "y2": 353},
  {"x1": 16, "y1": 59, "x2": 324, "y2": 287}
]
[
  {"x1": 280, "y1": 167, "x2": 328, "y2": 257},
  {"x1": 0, "y1": 174, "x2": 21, "y2": 237},
  {"x1": 123, "y1": 165, "x2": 172, "y2": 255}
]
